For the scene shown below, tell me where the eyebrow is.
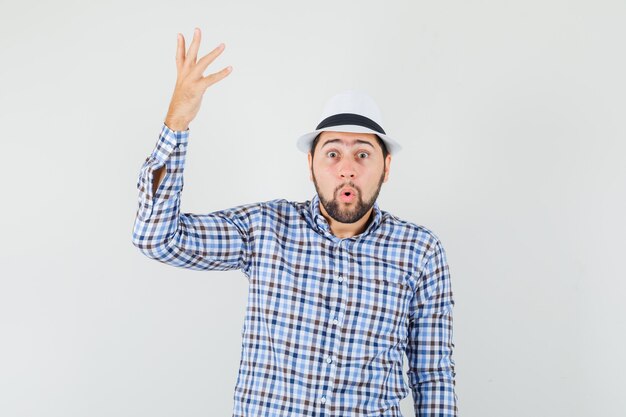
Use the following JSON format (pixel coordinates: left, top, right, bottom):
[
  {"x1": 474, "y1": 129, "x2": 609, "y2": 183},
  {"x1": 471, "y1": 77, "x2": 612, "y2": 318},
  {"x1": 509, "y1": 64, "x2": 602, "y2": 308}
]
[{"x1": 320, "y1": 138, "x2": 375, "y2": 149}]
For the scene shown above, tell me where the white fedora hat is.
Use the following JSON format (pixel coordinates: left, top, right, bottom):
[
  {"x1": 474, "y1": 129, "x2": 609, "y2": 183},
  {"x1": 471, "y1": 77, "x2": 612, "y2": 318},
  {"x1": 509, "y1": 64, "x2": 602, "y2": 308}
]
[{"x1": 296, "y1": 89, "x2": 402, "y2": 155}]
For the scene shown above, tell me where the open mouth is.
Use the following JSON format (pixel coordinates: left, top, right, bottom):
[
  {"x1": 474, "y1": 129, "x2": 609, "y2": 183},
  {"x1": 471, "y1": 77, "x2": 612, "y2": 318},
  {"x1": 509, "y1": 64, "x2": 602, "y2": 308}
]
[{"x1": 339, "y1": 188, "x2": 356, "y2": 203}]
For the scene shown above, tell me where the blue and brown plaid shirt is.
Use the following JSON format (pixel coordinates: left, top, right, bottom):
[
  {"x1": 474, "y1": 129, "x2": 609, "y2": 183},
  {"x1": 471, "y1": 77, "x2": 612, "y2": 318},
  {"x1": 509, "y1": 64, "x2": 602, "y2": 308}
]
[{"x1": 132, "y1": 123, "x2": 458, "y2": 417}]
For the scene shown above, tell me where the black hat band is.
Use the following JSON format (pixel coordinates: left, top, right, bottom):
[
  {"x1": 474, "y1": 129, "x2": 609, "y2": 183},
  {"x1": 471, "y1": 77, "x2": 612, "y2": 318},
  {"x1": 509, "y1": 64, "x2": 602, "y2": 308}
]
[{"x1": 315, "y1": 113, "x2": 386, "y2": 135}]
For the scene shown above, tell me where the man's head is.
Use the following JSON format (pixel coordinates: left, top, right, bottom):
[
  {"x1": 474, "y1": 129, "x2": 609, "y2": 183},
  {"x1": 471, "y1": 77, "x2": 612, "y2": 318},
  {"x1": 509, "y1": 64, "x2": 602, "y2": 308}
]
[{"x1": 307, "y1": 130, "x2": 391, "y2": 224}]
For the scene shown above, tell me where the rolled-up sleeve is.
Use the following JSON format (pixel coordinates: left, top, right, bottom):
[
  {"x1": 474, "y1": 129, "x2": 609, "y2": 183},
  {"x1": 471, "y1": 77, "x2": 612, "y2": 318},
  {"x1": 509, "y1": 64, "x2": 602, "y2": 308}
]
[
  {"x1": 132, "y1": 123, "x2": 259, "y2": 275},
  {"x1": 406, "y1": 239, "x2": 458, "y2": 416}
]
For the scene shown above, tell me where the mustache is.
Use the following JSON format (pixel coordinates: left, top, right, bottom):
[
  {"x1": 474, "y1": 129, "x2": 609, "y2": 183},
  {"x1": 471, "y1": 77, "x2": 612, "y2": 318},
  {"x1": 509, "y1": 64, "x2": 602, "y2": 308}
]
[{"x1": 336, "y1": 183, "x2": 359, "y2": 194}]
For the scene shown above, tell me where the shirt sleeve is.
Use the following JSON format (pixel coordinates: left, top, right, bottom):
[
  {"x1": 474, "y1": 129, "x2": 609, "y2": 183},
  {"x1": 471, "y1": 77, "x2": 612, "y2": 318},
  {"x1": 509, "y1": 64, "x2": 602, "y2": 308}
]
[
  {"x1": 405, "y1": 239, "x2": 458, "y2": 417},
  {"x1": 131, "y1": 123, "x2": 258, "y2": 275}
]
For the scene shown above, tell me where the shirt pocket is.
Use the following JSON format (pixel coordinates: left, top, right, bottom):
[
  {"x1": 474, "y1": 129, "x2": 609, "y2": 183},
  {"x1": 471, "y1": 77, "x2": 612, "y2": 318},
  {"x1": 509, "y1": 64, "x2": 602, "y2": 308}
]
[{"x1": 349, "y1": 265, "x2": 412, "y2": 356}]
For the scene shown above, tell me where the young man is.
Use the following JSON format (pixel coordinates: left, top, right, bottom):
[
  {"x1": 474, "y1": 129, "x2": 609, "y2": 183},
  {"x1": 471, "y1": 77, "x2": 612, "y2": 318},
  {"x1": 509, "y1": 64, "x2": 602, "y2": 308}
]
[{"x1": 132, "y1": 28, "x2": 458, "y2": 417}]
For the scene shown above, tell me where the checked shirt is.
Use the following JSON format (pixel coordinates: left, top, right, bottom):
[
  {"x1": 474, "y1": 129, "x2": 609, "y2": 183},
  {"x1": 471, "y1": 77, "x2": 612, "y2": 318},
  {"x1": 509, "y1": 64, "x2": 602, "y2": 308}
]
[{"x1": 132, "y1": 123, "x2": 458, "y2": 417}]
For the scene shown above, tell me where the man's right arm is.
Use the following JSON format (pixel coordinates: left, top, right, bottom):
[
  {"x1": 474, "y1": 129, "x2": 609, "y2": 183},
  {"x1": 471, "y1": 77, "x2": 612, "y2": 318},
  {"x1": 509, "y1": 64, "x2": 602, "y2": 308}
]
[
  {"x1": 132, "y1": 28, "x2": 248, "y2": 271},
  {"x1": 131, "y1": 123, "x2": 259, "y2": 275}
]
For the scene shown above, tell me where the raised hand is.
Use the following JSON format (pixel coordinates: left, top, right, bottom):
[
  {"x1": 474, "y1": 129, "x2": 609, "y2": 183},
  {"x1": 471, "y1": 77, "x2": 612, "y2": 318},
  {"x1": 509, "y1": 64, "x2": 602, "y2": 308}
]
[{"x1": 164, "y1": 27, "x2": 232, "y2": 131}]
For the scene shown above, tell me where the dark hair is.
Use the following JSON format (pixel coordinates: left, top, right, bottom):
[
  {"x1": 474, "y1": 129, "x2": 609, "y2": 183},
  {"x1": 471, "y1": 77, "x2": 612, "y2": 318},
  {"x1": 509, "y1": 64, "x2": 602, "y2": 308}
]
[{"x1": 309, "y1": 132, "x2": 389, "y2": 160}]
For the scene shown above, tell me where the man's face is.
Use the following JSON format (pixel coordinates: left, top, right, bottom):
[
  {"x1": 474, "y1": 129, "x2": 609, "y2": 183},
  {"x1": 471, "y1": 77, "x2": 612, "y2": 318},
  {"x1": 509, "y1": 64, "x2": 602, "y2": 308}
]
[{"x1": 308, "y1": 130, "x2": 391, "y2": 224}]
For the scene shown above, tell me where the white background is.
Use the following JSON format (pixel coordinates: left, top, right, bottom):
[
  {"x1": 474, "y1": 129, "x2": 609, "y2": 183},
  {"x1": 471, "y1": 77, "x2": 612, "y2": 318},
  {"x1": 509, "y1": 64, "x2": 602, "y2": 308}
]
[{"x1": 1, "y1": 0, "x2": 624, "y2": 416}]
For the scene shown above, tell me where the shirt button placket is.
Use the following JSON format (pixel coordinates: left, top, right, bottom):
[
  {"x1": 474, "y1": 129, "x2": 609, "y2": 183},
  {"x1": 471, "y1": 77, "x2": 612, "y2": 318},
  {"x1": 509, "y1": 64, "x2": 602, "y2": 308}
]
[{"x1": 327, "y1": 239, "x2": 344, "y2": 402}]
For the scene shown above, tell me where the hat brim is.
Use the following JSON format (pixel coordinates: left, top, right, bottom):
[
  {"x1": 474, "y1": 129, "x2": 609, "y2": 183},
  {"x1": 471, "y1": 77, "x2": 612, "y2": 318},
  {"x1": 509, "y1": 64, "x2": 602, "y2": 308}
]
[{"x1": 296, "y1": 124, "x2": 402, "y2": 155}]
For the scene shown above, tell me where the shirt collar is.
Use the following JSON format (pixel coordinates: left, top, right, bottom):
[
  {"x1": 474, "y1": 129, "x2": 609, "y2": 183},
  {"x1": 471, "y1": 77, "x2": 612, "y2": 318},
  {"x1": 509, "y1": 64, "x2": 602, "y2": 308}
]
[{"x1": 308, "y1": 192, "x2": 383, "y2": 239}]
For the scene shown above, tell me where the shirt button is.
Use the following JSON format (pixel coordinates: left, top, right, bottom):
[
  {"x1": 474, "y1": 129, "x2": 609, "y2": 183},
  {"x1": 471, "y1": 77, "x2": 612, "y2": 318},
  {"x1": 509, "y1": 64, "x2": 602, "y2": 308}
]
[
  {"x1": 320, "y1": 396, "x2": 326, "y2": 404},
  {"x1": 333, "y1": 318, "x2": 339, "y2": 325},
  {"x1": 326, "y1": 356, "x2": 332, "y2": 364}
]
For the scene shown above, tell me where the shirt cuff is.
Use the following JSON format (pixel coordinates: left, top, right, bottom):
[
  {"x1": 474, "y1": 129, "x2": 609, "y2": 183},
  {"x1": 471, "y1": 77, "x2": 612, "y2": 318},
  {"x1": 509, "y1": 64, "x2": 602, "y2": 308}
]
[{"x1": 151, "y1": 122, "x2": 190, "y2": 164}]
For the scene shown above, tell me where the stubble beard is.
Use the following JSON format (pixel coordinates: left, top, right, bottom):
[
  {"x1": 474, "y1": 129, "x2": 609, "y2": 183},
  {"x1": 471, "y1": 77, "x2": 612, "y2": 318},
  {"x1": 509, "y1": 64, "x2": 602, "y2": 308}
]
[{"x1": 312, "y1": 167, "x2": 385, "y2": 224}]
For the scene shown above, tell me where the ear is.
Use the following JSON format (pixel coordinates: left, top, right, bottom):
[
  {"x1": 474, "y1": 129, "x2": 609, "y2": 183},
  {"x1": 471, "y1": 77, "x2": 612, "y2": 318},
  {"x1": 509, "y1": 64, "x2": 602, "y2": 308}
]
[
  {"x1": 307, "y1": 152, "x2": 313, "y2": 181},
  {"x1": 383, "y1": 154, "x2": 391, "y2": 182}
]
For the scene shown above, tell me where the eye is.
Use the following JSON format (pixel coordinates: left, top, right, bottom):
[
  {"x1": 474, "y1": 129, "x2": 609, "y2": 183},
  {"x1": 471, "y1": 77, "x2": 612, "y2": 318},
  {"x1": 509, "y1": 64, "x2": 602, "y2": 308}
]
[
  {"x1": 358, "y1": 151, "x2": 369, "y2": 158},
  {"x1": 327, "y1": 151, "x2": 338, "y2": 158}
]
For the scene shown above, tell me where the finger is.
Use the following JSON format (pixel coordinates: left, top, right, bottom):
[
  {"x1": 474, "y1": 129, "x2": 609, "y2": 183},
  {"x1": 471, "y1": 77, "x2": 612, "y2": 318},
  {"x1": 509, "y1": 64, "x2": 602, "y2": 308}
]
[
  {"x1": 185, "y1": 27, "x2": 201, "y2": 67},
  {"x1": 175, "y1": 33, "x2": 185, "y2": 73},
  {"x1": 192, "y1": 42, "x2": 226, "y2": 78},
  {"x1": 201, "y1": 66, "x2": 233, "y2": 90}
]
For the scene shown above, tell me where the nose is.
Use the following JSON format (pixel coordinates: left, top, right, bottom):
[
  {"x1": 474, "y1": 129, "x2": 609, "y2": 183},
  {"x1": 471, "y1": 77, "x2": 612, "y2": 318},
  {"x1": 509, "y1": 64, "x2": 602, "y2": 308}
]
[
  {"x1": 338, "y1": 159, "x2": 356, "y2": 179},
  {"x1": 338, "y1": 154, "x2": 356, "y2": 179}
]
